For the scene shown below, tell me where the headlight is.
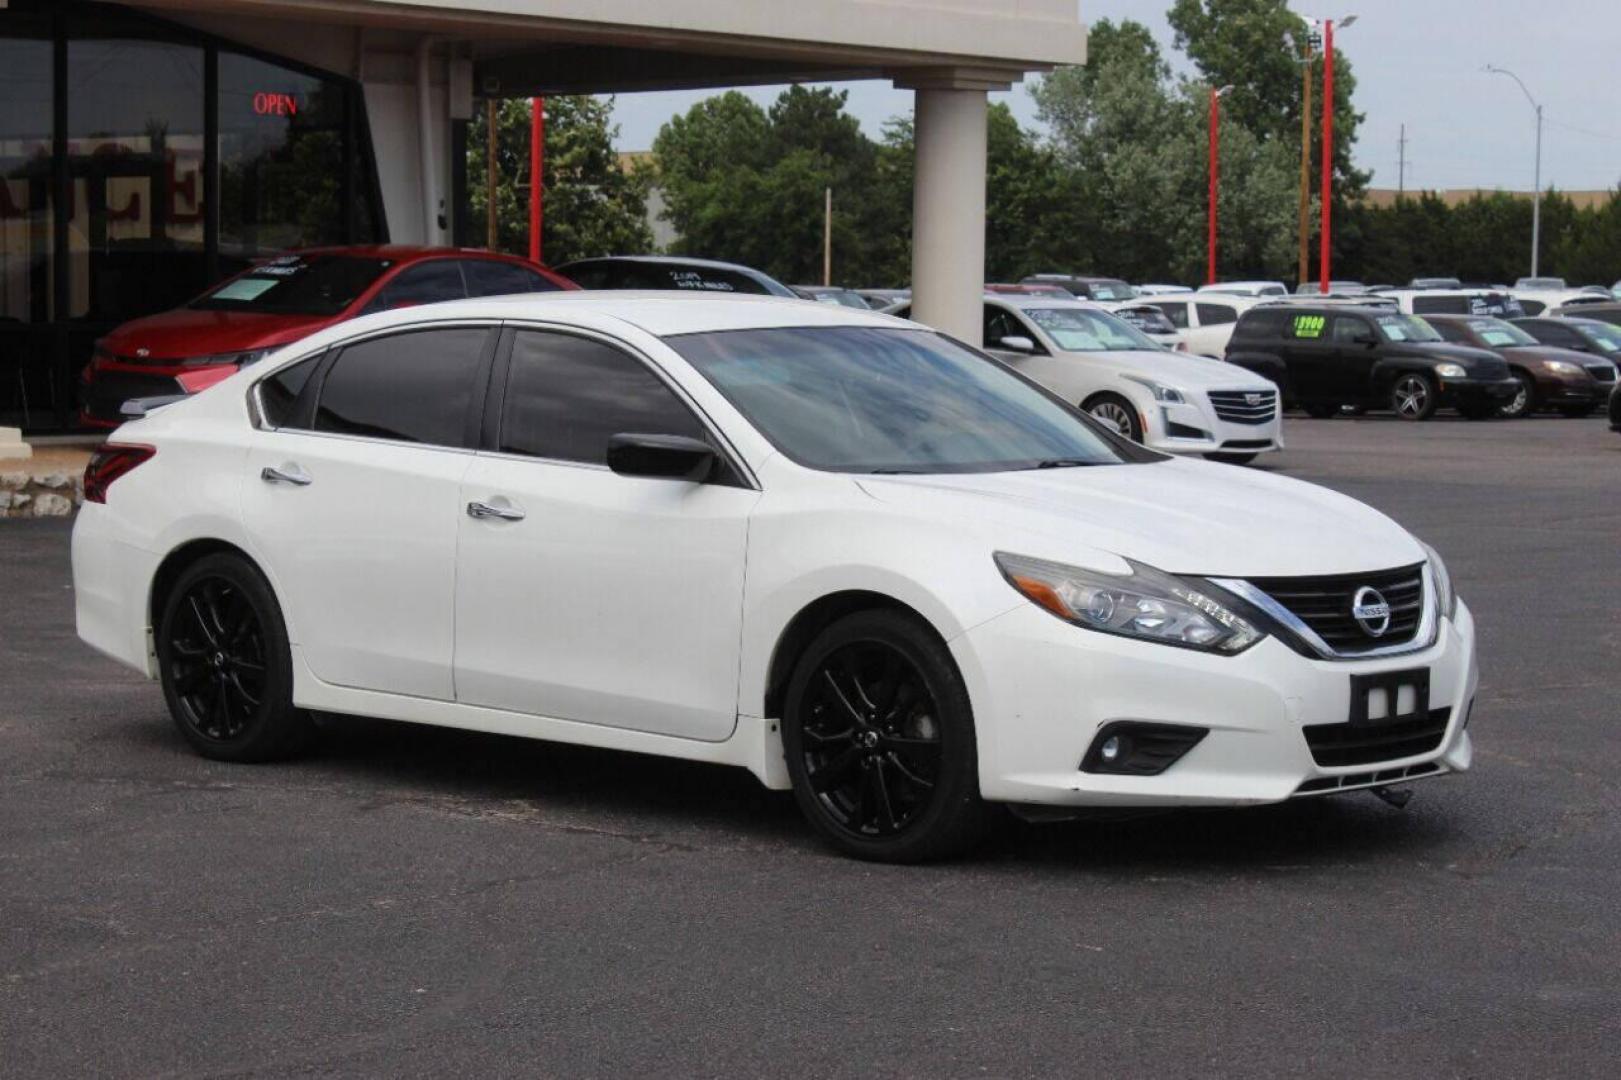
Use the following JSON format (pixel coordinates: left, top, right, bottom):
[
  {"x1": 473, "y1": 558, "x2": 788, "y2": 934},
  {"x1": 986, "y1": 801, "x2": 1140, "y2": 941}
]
[
  {"x1": 1545, "y1": 359, "x2": 1581, "y2": 375},
  {"x1": 994, "y1": 552, "x2": 1264, "y2": 654},
  {"x1": 1433, "y1": 362, "x2": 1467, "y2": 378},
  {"x1": 1123, "y1": 376, "x2": 1185, "y2": 404},
  {"x1": 1418, "y1": 539, "x2": 1457, "y2": 620}
]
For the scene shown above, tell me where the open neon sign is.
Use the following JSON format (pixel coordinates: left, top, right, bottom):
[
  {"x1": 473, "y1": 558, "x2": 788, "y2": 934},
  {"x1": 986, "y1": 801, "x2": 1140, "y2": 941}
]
[{"x1": 252, "y1": 92, "x2": 301, "y2": 117}]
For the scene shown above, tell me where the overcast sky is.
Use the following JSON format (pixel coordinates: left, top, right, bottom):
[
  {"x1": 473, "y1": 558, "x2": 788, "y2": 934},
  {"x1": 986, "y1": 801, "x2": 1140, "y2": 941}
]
[{"x1": 608, "y1": 0, "x2": 1621, "y2": 193}]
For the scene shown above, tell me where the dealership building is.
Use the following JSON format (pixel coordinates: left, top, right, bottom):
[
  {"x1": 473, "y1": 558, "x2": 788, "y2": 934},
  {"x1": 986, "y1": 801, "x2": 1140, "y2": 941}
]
[{"x1": 0, "y1": 0, "x2": 1086, "y2": 431}]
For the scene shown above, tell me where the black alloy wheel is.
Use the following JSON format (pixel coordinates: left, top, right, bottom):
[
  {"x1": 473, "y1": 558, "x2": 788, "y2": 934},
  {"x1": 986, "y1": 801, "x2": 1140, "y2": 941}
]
[
  {"x1": 1499, "y1": 371, "x2": 1537, "y2": 418},
  {"x1": 782, "y1": 611, "x2": 985, "y2": 862},
  {"x1": 1391, "y1": 372, "x2": 1438, "y2": 420},
  {"x1": 158, "y1": 553, "x2": 311, "y2": 762}
]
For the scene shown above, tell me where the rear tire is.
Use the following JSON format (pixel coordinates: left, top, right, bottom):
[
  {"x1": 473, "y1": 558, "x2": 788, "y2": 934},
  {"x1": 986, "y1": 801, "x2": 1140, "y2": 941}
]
[
  {"x1": 156, "y1": 553, "x2": 312, "y2": 763},
  {"x1": 781, "y1": 610, "x2": 986, "y2": 863},
  {"x1": 1391, "y1": 373, "x2": 1438, "y2": 421},
  {"x1": 1203, "y1": 452, "x2": 1259, "y2": 465}
]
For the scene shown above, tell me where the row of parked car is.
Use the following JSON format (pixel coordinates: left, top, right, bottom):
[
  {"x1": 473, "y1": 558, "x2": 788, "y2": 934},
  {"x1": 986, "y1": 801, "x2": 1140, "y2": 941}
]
[{"x1": 85, "y1": 249, "x2": 1620, "y2": 468}]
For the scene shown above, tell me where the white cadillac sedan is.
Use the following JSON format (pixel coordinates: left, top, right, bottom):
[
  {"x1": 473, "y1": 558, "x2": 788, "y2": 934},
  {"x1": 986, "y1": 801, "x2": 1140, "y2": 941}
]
[
  {"x1": 904, "y1": 296, "x2": 1283, "y2": 464},
  {"x1": 74, "y1": 294, "x2": 1476, "y2": 862}
]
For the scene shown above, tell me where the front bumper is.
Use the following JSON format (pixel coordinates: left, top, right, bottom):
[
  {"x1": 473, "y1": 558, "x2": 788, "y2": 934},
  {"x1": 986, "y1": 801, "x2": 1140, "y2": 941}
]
[
  {"x1": 1536, "y1": 369, "x2": 1612, "y2": 407},
  {"x1": 1437, "y1": 375, "x2": 1519, "y2": 407},
  {"x1": 1143, "y1": 395, "x2": 1284, "y2": 458},
  {"x1": 952, "y1": 597, "x2": 1476, "y2": 808}
]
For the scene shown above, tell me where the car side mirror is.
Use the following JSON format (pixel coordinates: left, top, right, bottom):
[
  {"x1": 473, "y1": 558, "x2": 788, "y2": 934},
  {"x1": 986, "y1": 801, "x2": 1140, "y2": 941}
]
[
  {"x1": 607, "y1": 433, "x2": 717, "y2": 482},
  {"x1": 998, "y1": 335, "x2": 1037, "y2": 354}
]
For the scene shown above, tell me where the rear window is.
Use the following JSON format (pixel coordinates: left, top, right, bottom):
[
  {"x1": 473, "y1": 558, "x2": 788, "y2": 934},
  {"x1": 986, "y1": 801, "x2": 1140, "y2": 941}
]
[
  {"x1": 1412, "y1": 295, "x2": 1470, "y2": 315},
  {"x1": 1087, "y1": 281, "x2": 1137, "y2": 301},
  {"x1": 1232, "y1": 309, "x2": 1287, "y2": 339},
  {"x1": 463, "y1": 259, "x2": 561, "y2": 297},
  {"x1": 1112, "y1": 306, "x2": 1176, "y2": 335},
  {"x1": 570, "y1": 261, "x2": 773, "y2": 295},
  {"x1": 1196, "y1": 303, "x2": 1238, "y2": 326},
  {"x1": 192, "y1": 255, "x2": 391, "y2": 316}
]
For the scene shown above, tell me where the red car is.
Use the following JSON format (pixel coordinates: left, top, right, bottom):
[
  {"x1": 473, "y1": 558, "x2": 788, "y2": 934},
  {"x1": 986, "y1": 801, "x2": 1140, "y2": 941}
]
[{"x1": 80, "y1": 246, "x2": 577, "y2": 427}]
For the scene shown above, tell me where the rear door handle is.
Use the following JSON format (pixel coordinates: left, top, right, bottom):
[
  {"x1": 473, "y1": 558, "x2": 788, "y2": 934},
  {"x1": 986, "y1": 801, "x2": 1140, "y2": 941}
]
[
  {"x1": 467, "y1": 500, "x2": 525, "y2": 522},
  {"x1": 260, "y1": 465, "x2": 312, "y2": 486}
]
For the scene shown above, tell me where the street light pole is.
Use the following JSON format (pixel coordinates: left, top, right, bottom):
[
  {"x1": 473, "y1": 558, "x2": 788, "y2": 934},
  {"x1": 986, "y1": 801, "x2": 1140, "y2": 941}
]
[
  {"x1": 1486, "y1": 65, "x2": 1543, "y2": 278},
  {"x1": 1297, "y1": 32, "x2": 1315, "y2": 288},
  {"x1": 1207, "y1": 84, "x2": 1233, "y2": 286},
  {"x1": 1314, "y1": 14, "x2": 1355, "y2": 295}
]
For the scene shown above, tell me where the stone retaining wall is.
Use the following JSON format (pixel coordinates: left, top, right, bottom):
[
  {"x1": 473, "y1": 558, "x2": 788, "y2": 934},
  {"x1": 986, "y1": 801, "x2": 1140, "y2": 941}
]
[{"x1": 0, "y1": 470, "x2": 83, "y2": 519}]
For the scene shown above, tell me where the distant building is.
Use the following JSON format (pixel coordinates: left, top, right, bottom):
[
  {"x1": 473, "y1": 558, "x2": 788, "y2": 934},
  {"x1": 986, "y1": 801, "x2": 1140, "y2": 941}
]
[{"x1": 617, "y1": 151, "x2": 677, "y2": 251}]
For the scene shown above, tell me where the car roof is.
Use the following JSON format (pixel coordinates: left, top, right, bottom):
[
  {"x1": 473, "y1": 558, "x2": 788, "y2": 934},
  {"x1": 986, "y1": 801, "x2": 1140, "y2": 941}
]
[
  {"x1": 280, "y1": 245, "x2": 539, "y2": 264},
  {"x1": 1246, "y1": 302, "x2": 1397, "y2": 317},
  {"x1": 307, "y1": 291, "x2": 902, "y2": 339},
  {"x1": 558, "y1": 254, "x2": 769, "y2": 275},
  {"x1": 984, "y1": 294, "x2": 1106, "y2": 311}
]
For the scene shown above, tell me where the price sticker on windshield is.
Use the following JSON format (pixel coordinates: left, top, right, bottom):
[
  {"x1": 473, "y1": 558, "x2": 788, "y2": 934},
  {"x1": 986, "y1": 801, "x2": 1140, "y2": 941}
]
[{"x1": 1292, "y1": 314, "x2": 1327, "y2": 339}]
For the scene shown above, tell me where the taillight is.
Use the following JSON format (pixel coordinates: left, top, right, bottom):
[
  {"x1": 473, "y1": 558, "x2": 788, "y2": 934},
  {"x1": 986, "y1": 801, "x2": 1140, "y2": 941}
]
[{"x1": 83, "y1": 444, "x2": 155, "y2": 504}]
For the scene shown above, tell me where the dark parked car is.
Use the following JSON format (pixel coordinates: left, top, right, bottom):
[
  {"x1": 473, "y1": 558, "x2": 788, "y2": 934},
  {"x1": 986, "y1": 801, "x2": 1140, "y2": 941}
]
[
  {"x1": 1225, "y1": 304, "x2": 1517, "y2": 420},
  {"x1": 1611, "y1": 381, "x2": 1621, "y2": 432},
  {"x1": 1552, "y1": 302, "x2": 1621, "y2": 327},
  {"x1": 1423, "y1": 314, "x2": 1615, "y2": 418},
  {"x1": 1019, "y1": 274, "x2": 1138, "y2": 301},
  {"x1": 80, "y1": 246, "x2": 576, "y2": 428},
  {"x1": 556, "y1": 255, "x2": 796, "y2": 297},
  {"x1": 1512, "y1": 316, "x2": 1621, "y2": 367}
]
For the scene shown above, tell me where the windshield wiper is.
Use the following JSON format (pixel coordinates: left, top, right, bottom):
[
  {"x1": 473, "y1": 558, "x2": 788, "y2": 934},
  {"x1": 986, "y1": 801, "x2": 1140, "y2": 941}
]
[
  {"x1": 867, "y1": 467, "x2": 924, "y2": 475},
  {"x1": 1032, "y1": 458, "x2": 1098, "y2": 469}
]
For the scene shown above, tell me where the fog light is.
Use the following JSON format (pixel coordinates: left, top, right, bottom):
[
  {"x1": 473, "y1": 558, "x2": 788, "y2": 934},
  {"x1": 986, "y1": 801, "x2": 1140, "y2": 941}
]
[{"x1": 1081, "y1": 721, "x2": 1209, "y2": 776}]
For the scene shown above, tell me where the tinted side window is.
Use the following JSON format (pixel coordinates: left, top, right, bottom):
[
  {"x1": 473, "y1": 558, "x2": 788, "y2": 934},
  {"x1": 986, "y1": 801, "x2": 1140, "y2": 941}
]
[
  {"x1": 1427, "y1": 320, "x2": 1466, "y2": 344},
  {"x1": 1519, "y1": 299, "x2": 1546, "y2": 315},
  {"x1": 1412, "y1": 295, "x2": 1468, "y2": 315},
  {"x1": 1232, "y1": 309, "x2": 1286, "y2": 339},
  {"x1": 1285, "y1": 312, "x2": 1331, "y2": 340},
  {"x1": 500, "y1": 332, "x2": 707, "y2": 464},
  {"x1": 1332, "y1": 317, "x2": 1374, "y2": 343},
  {"x1": 1150, "y1": 301, "x2": 1189, "y2": 328},
  {"x1": 315, "y1": 328, "x2": 489, "y2": 447},
  {"x1": 984, "y1": 306, "x2": 1029, "y2": 349},
  {"x1": 463, "y1": 259, "x2": 560, "y2": 297},
  {"x1": 370, "y1": 260, "x2": 468, "y2": 312},
  {"x1": 259, "y1": 354, "x2": 322, "y2": 429},
  {"x1": 1196, "y1": 303, "x2": 1237, "y2": 326},
  {"x1": 1539, "y1": 322, "x2": 1581, "y2": 346}
]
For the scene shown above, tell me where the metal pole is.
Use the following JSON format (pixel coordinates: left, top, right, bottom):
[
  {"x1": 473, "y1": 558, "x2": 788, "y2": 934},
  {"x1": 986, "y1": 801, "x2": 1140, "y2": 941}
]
[
  {"x1": 485, "y1": 99, "x2": 498, "y2": 250},
  {"x1": 823, "y1": 187, "x2": 832, "y2": 286},
  {"x1": 1208, "y1": 88, "x2": 1219, "y2": 286},
  {"x1": 1531, "y1": 104, "x2": 1542, "y2": 278},
  {"x1": 1298, "y1": 56, "x2": 1312, "y2": 287},
  {"x1": 1319, "y1": 19, "x2": 1334, "y2": 294},
  {"x1": 529, "y1": 97, "x2": 544, "y2": 263},
  {"x1": 1397, "y1": 123, "x2": 1406, "y2": 198}
]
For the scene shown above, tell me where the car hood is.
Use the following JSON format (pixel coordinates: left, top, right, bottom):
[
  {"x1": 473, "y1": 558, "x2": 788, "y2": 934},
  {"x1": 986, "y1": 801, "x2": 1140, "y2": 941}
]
[
  {"x1": 1500, "y1": 344, "x2": 1603, "y2": 368},
  {"x1": 858, "y1": 457, "x2": 1423, "y2": 578},
  {"x1": 99, "y1": 308, "x2": 340, "y2": 359},
  {"x1": 1384, "y1": 341, "x2": 1506, "y2": 370},
  {"x1": 1062, "y1": 349, "x2": 1278, "y2": 390}
]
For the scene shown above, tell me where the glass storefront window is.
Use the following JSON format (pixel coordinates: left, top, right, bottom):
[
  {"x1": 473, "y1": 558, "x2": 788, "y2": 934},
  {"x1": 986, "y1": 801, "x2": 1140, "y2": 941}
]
[
  {"x1": 0, "y1": 25, "x2": 53, "y2": 425},
  {"x1": 219, "y1": 52, "x2": 351, "y2": 266},
  {"x1": 67, "y1": 38, "x2": 207, "y2": 323}
]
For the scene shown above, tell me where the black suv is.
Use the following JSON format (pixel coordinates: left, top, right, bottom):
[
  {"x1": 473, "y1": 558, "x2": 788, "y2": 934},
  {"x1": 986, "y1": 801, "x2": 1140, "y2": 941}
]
[{"x1": 1225, "y1": 305, "x2": 1518, "y2": 420}]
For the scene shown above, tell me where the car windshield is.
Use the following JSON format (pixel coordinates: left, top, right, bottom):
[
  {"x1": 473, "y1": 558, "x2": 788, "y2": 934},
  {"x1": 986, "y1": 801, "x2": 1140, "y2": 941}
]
[
  {"x1": 667, "y1": 326, "x2": 1139, "y2": 474},
  {"x1": 1377, "y1": 314, "x2": 1443, "y2": 343},
  {"x1": 192, "y1": 255, "x2": 391, "y2": 315},
  {"x1": 1112, "y1": 306, "x2": 1177, "y2": 335},
  {"x1": 1577, "y1": 323, "x2": 1621, "y2": 351},
  {"x1": 1089, "y1": 281, "x2": 1137, "y2": 300},
  {"x1": 1024, "y1": 307, "x2": 1161, "y2": 352},
  {"x1": 1466, "y1": 318, "x2": 1537, "y2": 347}
]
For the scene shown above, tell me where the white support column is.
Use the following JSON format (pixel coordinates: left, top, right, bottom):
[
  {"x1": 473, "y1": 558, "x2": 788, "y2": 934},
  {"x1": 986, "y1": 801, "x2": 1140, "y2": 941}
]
[{"x1": 898, "y1": 68, "x2": 1016, "y2": 348}]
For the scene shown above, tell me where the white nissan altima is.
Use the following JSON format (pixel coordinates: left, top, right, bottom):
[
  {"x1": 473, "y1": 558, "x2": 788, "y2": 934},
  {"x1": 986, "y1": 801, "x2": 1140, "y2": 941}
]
[{"x1": 73, "y1": 294, "x2": 1476, "y2": 862}]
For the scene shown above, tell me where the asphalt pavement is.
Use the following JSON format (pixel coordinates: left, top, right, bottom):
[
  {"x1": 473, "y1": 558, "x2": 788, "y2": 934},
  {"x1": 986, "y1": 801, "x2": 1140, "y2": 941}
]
[{"x1": 3, "y1": 414, "x2": 1619, "y2": 1078}]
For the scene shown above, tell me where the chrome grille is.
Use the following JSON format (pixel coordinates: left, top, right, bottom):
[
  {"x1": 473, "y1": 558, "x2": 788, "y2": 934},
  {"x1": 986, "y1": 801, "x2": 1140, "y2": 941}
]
[
  {"x1": 1207, "y1": 389, "x2": 1277, "y2": 425},
  {"x1": 1243, "y1": 563, "x2": 1426, "y2": 655}
]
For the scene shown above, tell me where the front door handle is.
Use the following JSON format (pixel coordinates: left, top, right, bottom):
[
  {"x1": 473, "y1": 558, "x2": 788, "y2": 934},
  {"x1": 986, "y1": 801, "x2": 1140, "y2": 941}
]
[
  {"x1": 260, "y1": 465, "x2": 312, "y2": 486},
  {"x1": 467, "y1": 500, "x2": 525, "y2": 522}
]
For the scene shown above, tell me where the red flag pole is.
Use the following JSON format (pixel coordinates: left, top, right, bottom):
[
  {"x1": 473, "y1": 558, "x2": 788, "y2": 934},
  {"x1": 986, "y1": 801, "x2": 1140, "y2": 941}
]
[
  {"x1": 1207, "y1": 88, "x2": 1220, "y2": 286},
  {"x1": 529, "y1": 96, "x2": 544, "y2": 263},
  {"x1": 1319, "y1": 21, "x2": 1334, "y2": 294}
]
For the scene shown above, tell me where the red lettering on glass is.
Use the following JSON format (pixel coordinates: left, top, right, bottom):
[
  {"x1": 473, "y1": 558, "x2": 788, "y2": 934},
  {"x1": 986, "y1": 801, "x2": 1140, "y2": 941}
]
[{"x1": 252, "y1": 92, "x2": 300, "y2": 117}]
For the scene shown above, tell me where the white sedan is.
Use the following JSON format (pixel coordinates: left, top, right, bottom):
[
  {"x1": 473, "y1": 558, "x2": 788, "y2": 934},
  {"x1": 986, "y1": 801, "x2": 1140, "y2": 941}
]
[
  {"x1": 968, "y1": 296, "x2": 1283, "y2": 464},
  {"x1": 73, "y1": 293, "x2": 1476, "y2": 862}
]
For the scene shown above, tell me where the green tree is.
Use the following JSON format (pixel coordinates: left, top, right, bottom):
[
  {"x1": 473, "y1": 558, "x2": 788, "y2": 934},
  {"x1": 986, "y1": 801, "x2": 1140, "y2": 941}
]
[{"x1": 467, "y1": 96, "x2": 652, "y2": 265}]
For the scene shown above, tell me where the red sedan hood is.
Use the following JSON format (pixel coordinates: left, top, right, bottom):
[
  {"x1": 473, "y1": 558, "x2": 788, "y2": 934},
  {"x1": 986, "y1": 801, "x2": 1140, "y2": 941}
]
[{"x1": 99, "y1": 308, "x2": 339, "y2": 359}]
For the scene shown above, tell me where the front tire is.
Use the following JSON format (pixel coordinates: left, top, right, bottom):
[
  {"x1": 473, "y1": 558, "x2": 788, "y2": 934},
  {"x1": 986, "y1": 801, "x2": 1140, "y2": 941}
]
[
  {"x1": 1499, "y1": 371, "x2": 1536, "y2": 418},
  {"x1": 1084, "y1": 393, "x2": 1143, "y2": 442},
  {"x1": 157, "y1": 553, "x2": 312, "y2": 762},
  {"x1": 1391, "y1": 373, "x2": 1438, "y2": 420},
  {"x1": 781, "y1": 610, "x2": 986, "y2": 862}
]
